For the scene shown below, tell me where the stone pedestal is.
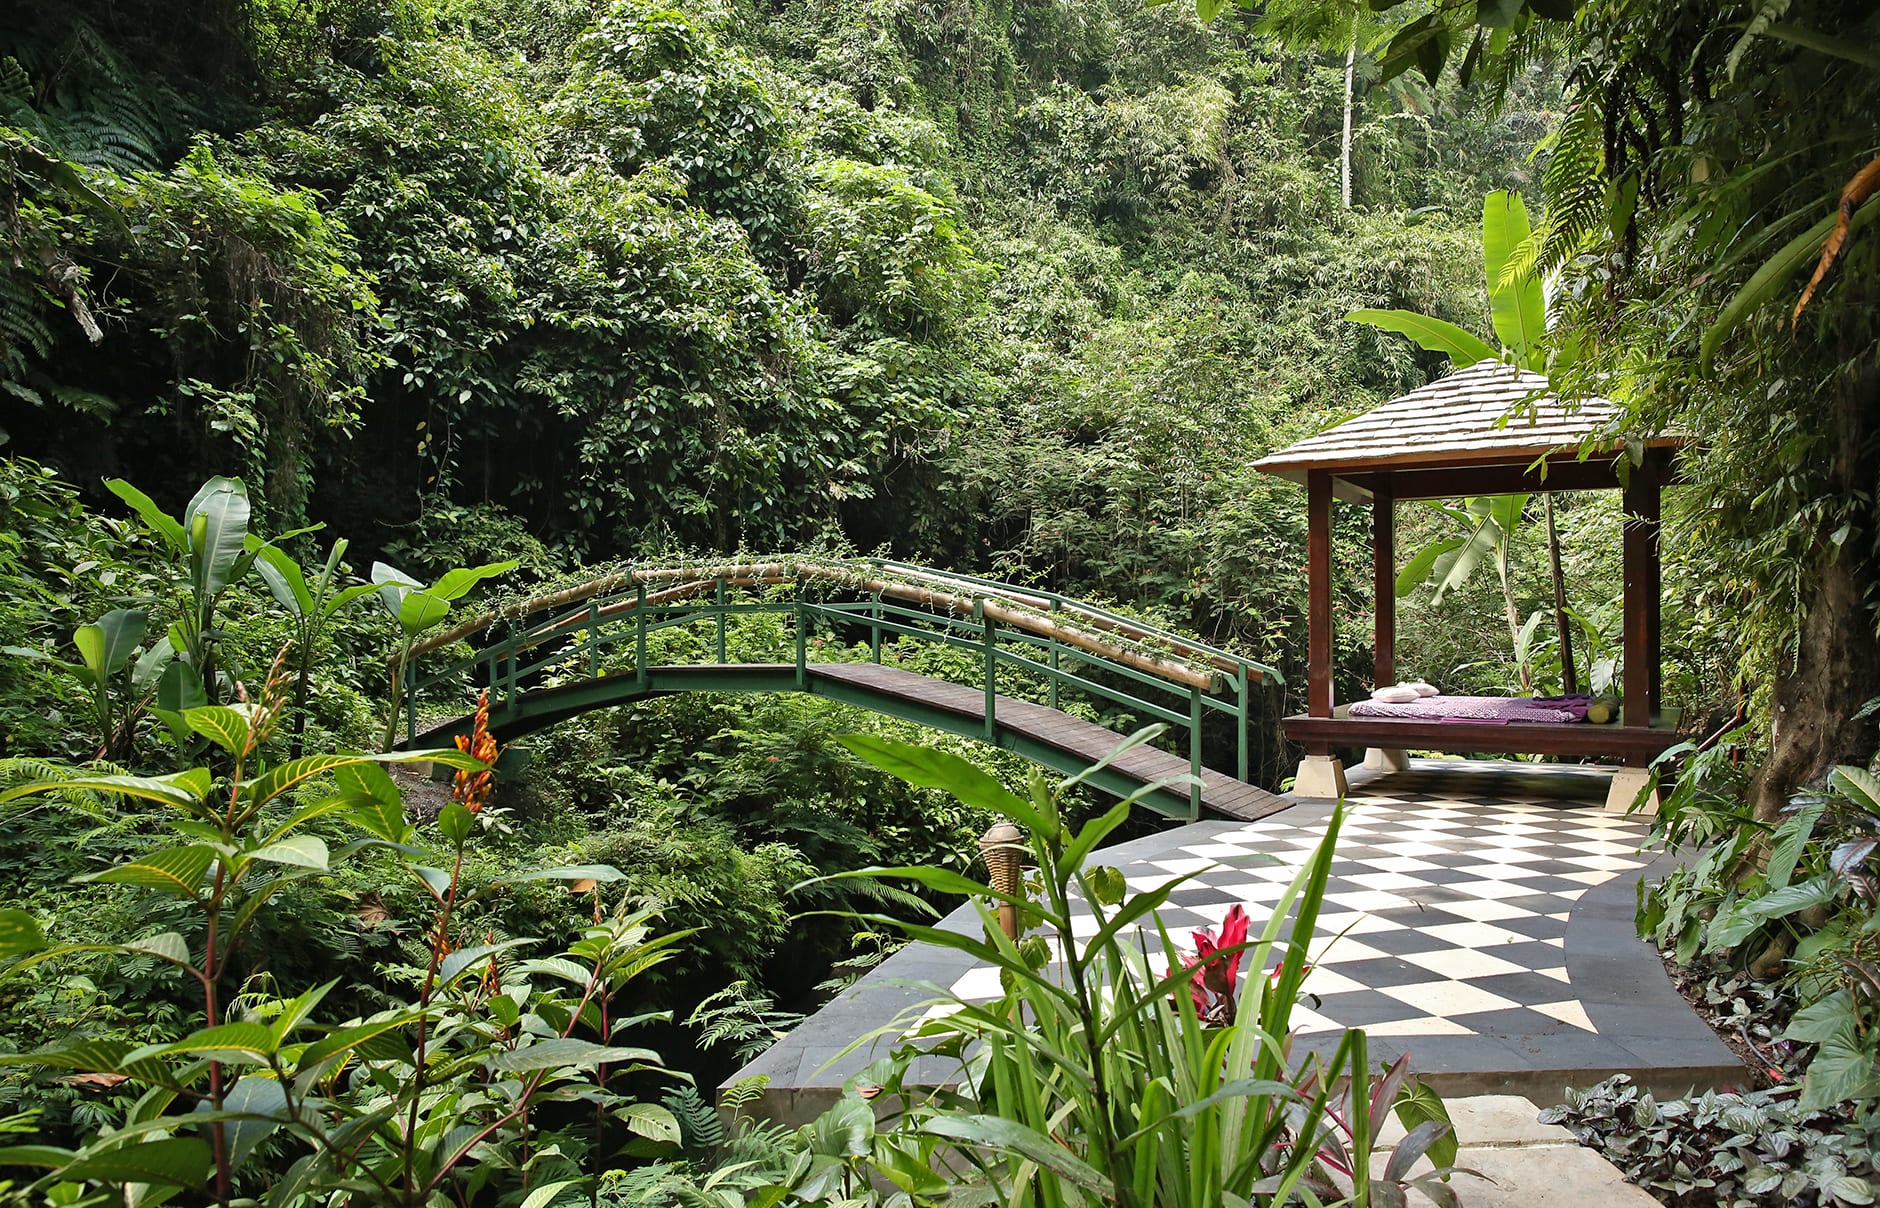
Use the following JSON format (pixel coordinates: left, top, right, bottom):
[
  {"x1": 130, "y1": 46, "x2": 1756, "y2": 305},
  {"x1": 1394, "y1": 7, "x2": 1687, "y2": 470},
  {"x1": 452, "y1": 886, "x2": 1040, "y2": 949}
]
[
  {"x1": 1364, "y1": 747, "x2": 1410, "y2": 772},
  {"x1": 1293, "y1": 754, "x2": 1348, "y2": 800},
  {"x1": 1605, "y1": 766, "x2": 1659, "y2": 815}
]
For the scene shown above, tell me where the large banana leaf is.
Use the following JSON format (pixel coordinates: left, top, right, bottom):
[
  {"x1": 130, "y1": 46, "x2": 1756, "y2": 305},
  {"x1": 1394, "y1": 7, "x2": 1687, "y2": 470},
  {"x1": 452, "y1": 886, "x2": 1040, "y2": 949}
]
[
  {"x1": 73, "y1": 610, "x2": 147, "y2": 679},
  {"x1": 1482, "y1": 191, "x2": 1546, "y2": 365},
  {"x1": 1344, "y1": 309, "x2": 1497, "y2": 366},
  {"x1": 183, "y1": 477, "x2": 253, "y2": 598}
]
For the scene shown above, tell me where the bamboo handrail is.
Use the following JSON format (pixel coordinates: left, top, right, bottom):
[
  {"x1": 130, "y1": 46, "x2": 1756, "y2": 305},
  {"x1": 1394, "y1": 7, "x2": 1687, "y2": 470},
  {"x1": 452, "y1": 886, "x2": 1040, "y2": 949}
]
[{"x1": 399, "y1": 559, "x2": 1262, "y2": 695}]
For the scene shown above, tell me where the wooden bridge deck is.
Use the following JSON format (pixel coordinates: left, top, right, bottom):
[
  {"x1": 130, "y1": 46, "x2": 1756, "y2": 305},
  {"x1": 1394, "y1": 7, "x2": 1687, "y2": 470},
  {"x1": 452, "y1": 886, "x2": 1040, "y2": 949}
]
[
  {"x1": 424, "y1": 661, "x2": 1288, "y2": 823},
  {"x1": 810, "y1": 663, "x2": 1289, "y2": 822}
]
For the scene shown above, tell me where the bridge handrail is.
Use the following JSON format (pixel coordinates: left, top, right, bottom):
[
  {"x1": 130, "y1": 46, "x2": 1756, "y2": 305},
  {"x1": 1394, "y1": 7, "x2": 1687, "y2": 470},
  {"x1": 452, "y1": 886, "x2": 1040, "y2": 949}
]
[{"x1": 401, "y1": 557, "x2": 1281, "y2": 691}]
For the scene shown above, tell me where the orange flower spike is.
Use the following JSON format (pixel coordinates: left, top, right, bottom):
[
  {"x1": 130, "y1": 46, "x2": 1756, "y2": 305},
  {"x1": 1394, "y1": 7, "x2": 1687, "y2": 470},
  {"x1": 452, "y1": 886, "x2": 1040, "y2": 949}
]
[{"x1": 450, "y1": 689, "x2": 500, "y2": 813}]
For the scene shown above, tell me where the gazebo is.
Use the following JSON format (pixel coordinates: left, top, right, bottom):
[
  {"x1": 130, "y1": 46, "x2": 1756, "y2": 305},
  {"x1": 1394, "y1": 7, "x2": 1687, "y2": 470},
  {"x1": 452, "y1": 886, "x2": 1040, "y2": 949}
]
[{"x1": 1252, "y1": 361, "x2": 1684, "y2": 809}]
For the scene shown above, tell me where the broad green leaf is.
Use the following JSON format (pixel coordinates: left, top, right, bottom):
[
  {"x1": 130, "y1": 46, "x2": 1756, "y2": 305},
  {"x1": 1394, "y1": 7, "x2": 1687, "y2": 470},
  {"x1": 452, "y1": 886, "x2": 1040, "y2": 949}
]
[
  {"x1": 185, "y1": 705, "x2": 250, "y2": 755},
  {"x1": 84, "y1": 845, "x2": 216, "y2": 896},
  {"x1": 183, "y1": 477, "x2": 253, "y2": 596},
  {"x1": 1394, "y1": 1079, "x2": 1458, "y2": 1169},
  {"x1": 123, "y1": 932, "x2": 191, "y2": 967},
  {"x1": 398, "y1": 590, "x2": 451, "y2": 635},
  {"x1": 0, "y1": 1144, "x2": 74, "y2": 1169},
  {"x1": 323, "y1": 581, "x2": 382, "y2": 620},
  {"x1": 75, "y1": 609, "x2": 146, "y2": 678},
  {"x1": 131, "y1": 636, "x2": 174, "y2": 690},
  {"x1": 618, "y1": 1102, "x2": 681, "y2": 1144},
  {"x1": 837, "y1": 734, "x2": 1048, "y2": 834},
  {"x1": 1346, "y1": 309, "x2": 1498, "y2": 367},
  {"x1": 488, "y1": 1038, "x2": 660, "y2": 1073},
  {"x1": 0, "y1": 910, "x2": 46, "y2": 958},
  {"x1": 0, "y1": 767, "x2": 211, "y2": 809},
  {"x1": 1483, "y1": 191, "x2": 1546, "y2": 360},
  {"x1": 520, "y1": 1180, "x2": 585, "y2": 1208},
  {"x1": 429, "y1": 559, "x2": 519, "y2": 601},
  {"x1": 104, "y1": 478, "x2": 186, "y2": 550},
  {"x1": 156, "y1": 660, "x2": 207, "y2": 718},
  {"x1": 1784, "y1": 989, "x2": 1860, "y2": 1044},
  {"x1": 253, "y1": 544, "x2": 312, "y2": 615},
  {"x1": 296, "y1": 1011, "x2": 421, "y2": 1069},
  {"x1": 1800, "y1": 1028, "x2": 1880, "y2": 1111},
  {"x1": 61, "y1": 1136, "x2": 212, "y2": 1188},
  {"x1": 1831, "y1": 765, "x2": 1880, "y2": 814},
  {"x1": 250, "y1": 834, "x2": 329, "y2": 871},
  {"x1": 371, "y1": 561, "x2": 418, "y2": 618},
  {"x1": 921, "y1": 1115, "x2": 1111, "y2": 1191},
  {"x1": 439, "y1": 937, "x2": 536, "y2": 985},
  {"x1": 1396, "y1": 536, "x2": 1466, "y2": 597},
  {"x1": 249, "y1": 754, "x2": 372, "y2": 807},
  {"x1": 437, "y1": 800, "x2": 475, "y2": 846},
  {"x1": 152, "y1": 1021, "x2": 277, "y2": 1063},
  {"x1": 207, "y1": 1075, "x2": 290, "y2": 1163}
]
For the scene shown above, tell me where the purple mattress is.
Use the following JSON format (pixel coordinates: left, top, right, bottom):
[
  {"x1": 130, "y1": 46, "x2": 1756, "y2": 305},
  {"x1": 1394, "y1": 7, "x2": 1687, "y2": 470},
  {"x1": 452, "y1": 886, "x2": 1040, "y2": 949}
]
[{"x1": 1346, "y1": 694, "x2": 1592, "y2": 724}]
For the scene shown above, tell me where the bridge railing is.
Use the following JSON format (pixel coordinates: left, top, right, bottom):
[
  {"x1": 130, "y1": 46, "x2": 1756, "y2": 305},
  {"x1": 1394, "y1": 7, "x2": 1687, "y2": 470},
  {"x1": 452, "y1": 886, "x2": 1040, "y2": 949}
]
[{"x1": 401, "y1": 560, "x2": 1281, "y2": 819}]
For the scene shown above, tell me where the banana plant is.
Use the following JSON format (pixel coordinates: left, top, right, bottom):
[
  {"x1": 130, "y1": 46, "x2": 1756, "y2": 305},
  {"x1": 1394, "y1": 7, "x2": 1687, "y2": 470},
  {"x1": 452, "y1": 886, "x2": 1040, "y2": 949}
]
[
  {"x1": 1395, "y1": 494, "x2": 1537, "y2": 691},
  {"x1": 1350, "y1": 191, "x2": 1578, "y2": 692},
  {"x1": 104, "y1": 476, "x2": 313, "y2": 708},
  {"x1": 371, "y1": 558, "x2": 518, "y2": 750},
  {"x1": 3, "y1": 609, "x2": 172, "y2": 761},
  {"x1": 251, "y1": 538, "x2": 380, "y2": 758}
]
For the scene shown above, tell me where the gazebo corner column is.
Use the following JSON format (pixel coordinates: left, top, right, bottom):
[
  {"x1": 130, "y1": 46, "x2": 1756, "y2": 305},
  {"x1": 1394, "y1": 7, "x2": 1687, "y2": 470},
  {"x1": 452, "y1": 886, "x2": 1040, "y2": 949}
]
[
  {"x1": 1296, "y1": 469, "x2": 1348, "y2": 798},
  {"x1": 1613, "y1": 452, "x2": 1664, "y2": 812},
  {"x1": 1363, "y1": 474, "x2": 1407, "y2": 773}
]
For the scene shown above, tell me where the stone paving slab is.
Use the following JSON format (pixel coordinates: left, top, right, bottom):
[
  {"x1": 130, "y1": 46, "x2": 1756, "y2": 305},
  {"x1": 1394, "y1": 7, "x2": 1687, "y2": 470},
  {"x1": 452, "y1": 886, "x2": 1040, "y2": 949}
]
[
  {"x1": 1374, "y1": 1095, "x2": 1659, "y2": 1207},
  {"x1": 727, "y1": 760, "x2": 1744, "y2": 1124}
]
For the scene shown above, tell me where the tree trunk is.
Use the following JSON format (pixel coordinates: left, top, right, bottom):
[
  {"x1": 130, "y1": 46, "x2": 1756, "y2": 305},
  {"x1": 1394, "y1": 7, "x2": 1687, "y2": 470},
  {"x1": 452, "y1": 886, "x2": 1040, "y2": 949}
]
[
  {"x1": 1748, "y1": 363, "x2": 1880, "y2": 822},
  {"x1": 1340, "y1": 23, "x2": 1357, "y2": 210}
]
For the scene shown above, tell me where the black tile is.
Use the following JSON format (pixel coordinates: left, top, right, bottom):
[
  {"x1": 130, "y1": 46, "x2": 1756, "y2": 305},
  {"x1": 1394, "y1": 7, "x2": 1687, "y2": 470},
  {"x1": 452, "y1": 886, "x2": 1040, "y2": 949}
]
[
  {"x1": 1463, "y1": 972, "x2": 1578, "y2": 1007},
  {"x1": 1314, "y1": 957, "x2": 1432, "y2": 988}
]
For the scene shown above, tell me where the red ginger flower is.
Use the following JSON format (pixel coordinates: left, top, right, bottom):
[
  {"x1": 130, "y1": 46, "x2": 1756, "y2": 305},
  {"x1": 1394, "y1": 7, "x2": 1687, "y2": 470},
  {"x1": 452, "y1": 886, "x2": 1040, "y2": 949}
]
[{"x1": 1182, "y1": 904, "x2": 1250, "y2": 1026}]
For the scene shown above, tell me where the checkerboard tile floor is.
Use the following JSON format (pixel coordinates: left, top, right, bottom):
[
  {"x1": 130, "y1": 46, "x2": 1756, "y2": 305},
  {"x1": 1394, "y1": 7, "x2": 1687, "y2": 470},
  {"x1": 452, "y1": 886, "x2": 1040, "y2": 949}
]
[{"x1": 930, "y1": 789, "x2": 1658, "y2": 1041}]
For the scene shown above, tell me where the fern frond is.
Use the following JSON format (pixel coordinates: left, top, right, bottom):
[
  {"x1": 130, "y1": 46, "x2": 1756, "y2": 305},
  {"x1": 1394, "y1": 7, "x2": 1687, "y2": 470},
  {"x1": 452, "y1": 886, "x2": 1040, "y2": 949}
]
[{"x1": 1534, "y1": 96, "x2": 1608, "y2": 274}]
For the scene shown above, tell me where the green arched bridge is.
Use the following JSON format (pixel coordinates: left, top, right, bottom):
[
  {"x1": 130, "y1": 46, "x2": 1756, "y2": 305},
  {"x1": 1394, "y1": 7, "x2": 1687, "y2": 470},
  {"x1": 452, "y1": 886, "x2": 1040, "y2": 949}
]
[{"x1": 398, "y1": 558, "x2": 1288, "y2": 821}]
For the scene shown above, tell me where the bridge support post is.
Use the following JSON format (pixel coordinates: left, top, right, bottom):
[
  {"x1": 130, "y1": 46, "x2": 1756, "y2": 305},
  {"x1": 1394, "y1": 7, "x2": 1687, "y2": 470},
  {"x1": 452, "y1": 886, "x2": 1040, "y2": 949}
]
[
  {"x1": 635, "y1": 583, "x2": 648, "y2": 691},
  {"x1": 586, "y1": 600, "x2": 599, "y2": 678},
  {"x1": 870, "y1": 595, "x2": 882, "y2": 664},
  {"x1": 1189, "y1": 690, "x2": 1203, "y2": 821},
  {"x1": 982, "y1": 607, "x2": 997, "y2": 741},
  {"x1": 1237, "y1": 669, "x2": 1250, "y2": 785},
  {"x1": 715, "y1": 578, "x2": 727, "y2": 664}
]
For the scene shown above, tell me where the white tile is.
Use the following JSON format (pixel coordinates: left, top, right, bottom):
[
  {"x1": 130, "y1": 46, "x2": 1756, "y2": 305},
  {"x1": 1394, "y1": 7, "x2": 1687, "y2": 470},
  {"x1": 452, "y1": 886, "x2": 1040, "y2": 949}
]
[
  {"x1": 1289, "y1": 1004, "x2": 1343, "y2": 1034},
  {"x1": 1540, "y1": 936, "x2": 1566, "y2": 947},
  {"x1": 1151, "y1": 856, "x2": 1222, "y2": 875},
  {"x1": 1483, "y1": 848, "x2": 1554, "y2": 865},
  {"x1": 1344, "y1": 871, "x2": 1435, "y2": 892},
  {"x1": 1323, "y1": 889, "x2": 1419, "y2": 914},
  {"x1": 1549, "y1": 888, "x2": 1589, "y2": 901},
  {"x1": 1399, "y1": 947, "x2": 1529, "y2": 980},
  {"x1": 1428, "y1": 898, "x2": 1539, "y2": 923},
  {"x1": 1311, "y1": 938, "x2": 1394, "y2": 966},
  {"x1": 950, "y1": 966, "x2": 1005, "y2": 1000},
  {"x1": 1531, "y1": 1000, "x2": 1598, "y2": 1032},
  {"x1": 1536, "y1": 966, "x2": 1571, "y2": 983},
  {"x1": 1295, "y1": 966, "x2": 1372, "y2": 996},
  {"x1": 1372, "y1": 841, "x2": 1453, "y2": 858},
  {"x1": 1477, "y1": 833, "x2": 1551, "y2": 850},
  {"x1": 1182, "y1": 842, "x2": 1266, "y2": 859},
  {"x1": 1558, "y1": 854, "x2": 1646, "y2": 872},
  {"x1": 1560, "y1": 870, "x2": 1616, "y2": 886},
  {"x1": 1451, "y1": 862, "x2": 1541, "y2": 881},
  {"x1": 1379, "y1": 981, "x2": 1521, "y2": 1017},
  {"x1": 1362, "y1": 1015, "x2": 1475, "y2": 1037}
]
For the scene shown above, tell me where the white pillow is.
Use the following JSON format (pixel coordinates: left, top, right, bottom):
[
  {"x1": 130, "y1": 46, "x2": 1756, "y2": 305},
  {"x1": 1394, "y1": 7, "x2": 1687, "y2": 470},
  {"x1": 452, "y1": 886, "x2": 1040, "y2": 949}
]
[
  {"x1": 1370, "y1": 684, "x2": 1421, "y2": 704},
  {"x1": 1405, "y1": 681, "x2": 1439, "y2": 698}
]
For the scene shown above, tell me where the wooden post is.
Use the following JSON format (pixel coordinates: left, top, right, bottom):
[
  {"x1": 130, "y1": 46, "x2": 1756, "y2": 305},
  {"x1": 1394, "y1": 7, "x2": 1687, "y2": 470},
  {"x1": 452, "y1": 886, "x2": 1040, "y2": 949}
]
[
  {"x1": 1308, "y1": 470, "x2": 1334, "y2": 719},
  {"x1": 1372, "y1": 472, "x2": 1395, "y2": 691},
  {"x1": 1622, "y1": 454, "x2": 1662, "y2": 729}
]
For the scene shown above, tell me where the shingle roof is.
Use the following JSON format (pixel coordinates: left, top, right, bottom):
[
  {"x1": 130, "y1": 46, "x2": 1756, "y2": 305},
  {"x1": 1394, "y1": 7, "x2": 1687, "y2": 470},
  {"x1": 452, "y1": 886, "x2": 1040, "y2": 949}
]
[{"x1": 1253, "y1": 361, "x2": 1667, "y2": 480}]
